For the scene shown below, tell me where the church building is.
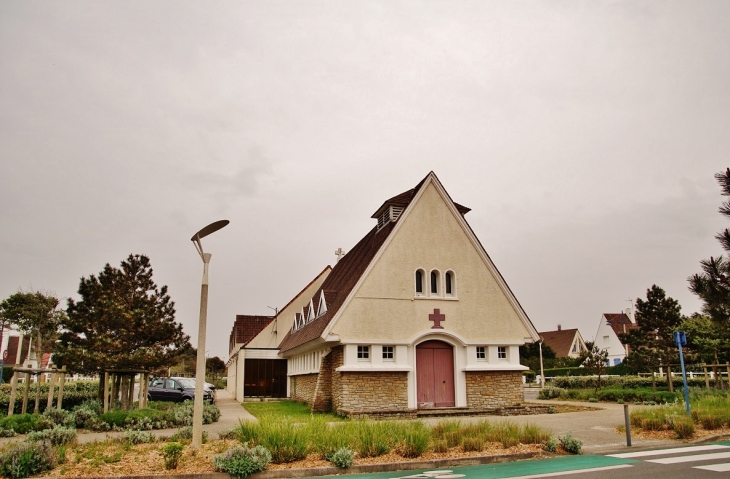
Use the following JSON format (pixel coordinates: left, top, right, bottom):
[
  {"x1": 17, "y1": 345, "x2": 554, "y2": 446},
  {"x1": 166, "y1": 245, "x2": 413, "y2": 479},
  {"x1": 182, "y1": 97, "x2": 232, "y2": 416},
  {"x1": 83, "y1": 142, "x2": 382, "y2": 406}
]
[{"x1": 227, "y1": 172, "x2": 539, "y2": 417}]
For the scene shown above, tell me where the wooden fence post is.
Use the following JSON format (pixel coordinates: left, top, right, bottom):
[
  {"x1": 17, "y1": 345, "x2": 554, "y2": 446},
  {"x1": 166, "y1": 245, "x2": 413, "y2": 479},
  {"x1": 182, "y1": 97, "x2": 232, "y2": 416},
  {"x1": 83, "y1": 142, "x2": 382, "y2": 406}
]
[
  {"x1": 103, "y1": 372, "x2": 110, "y2": 413},
  {"x1": 46, "y1": 372, "x2": 55, "y2": 410},
  {"x1": 21, "y1": 372, "x2": 31, "y2": 415},
  {"x1": 57, "y1": 366, "x2": 66, "y2": 410},
  {"x1": 8, "y1": 371, "x2": 19, "y2": 416}
]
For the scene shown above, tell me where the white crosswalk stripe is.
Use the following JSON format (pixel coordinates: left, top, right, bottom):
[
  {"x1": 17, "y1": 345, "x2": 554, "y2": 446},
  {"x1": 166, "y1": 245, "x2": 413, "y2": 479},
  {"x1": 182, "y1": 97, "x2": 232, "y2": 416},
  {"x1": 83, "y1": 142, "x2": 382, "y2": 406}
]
[
  {"x1": 608, "y1": 444, "x2": 730, "y2": 459},
  {"x1": 608, "y1": 444, "x2": 730, "y2": 473},
  {"x1": 696, "y1": 463, "x2": 730, "y2": 472},
  {"x1": 647, "y1": 451, "x2": 730, "y2": 464}
]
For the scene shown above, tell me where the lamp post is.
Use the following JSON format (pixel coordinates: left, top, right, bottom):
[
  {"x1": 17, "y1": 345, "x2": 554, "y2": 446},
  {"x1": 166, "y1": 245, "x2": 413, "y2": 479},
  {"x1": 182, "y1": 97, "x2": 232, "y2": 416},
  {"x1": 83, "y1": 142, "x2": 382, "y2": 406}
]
[{"x1": 190, "y1": 219, "x2": 229, "y2": 448}]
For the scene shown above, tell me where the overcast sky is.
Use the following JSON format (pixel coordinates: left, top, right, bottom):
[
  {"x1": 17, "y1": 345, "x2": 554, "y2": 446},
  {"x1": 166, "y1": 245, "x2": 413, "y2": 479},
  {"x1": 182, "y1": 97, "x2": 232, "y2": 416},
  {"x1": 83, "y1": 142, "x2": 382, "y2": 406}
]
[{"x1": 2, "y1": 1, "x2": 729, "y2": 361}]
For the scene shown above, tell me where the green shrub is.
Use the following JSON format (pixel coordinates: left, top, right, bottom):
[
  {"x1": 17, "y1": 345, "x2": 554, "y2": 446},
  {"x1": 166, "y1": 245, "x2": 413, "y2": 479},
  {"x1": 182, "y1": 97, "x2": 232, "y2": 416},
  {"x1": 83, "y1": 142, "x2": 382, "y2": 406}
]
[
  {"x1": 160, "y1": 442, "x2": 184, "y2": 469},
  {"x1": 0, "y1": 441, "x2": 57, "y2": 478},
  {"x1": 163, "y1": 402, "x2": 220, "y2": 427},
  {"x1": 523, "y1": 371, "x2": 536, "y2": 383},
  {"x1": 213, "y1": 444, "x2": 271, "y2": 478},
  {"x1": 124, "y1": 429, "x2": 156, "y2": 444},
  {"x1": 538, "y1": 387, "x2": 565, "y2": 400},
  {"x1": 26, "y1": 426, "x2": 77, "y2": 446},
  {"x1": 217, "y1": 428, "x2": 237, "y2": 440},
  {"x1": 0, "y1": 414, "x2": 49, "y2": 435},
  {"x1": 41, "y1": 408, "x2": 73, "y2": 428},
  {"x1": 99, "y1": 410, "x2": 128, "y2": 428},
  {"x1": 125, "y1": 408, "x2": 169, "y2": 430},
  {"x1": 559, "y1": 432, "x2": 582, "y2": 454},
  {"x1": 328, "y1": 446, "x2": 355, "y2": 468},
  {"x1": 543, "y1": 437, "x2": 558, "y2": 453},
  {"x1": 169, "y1": 426, "x2": 208, "y2": 443},
  {"x1": 70, "y1": 406, "x2": 98, "y2": 429}
]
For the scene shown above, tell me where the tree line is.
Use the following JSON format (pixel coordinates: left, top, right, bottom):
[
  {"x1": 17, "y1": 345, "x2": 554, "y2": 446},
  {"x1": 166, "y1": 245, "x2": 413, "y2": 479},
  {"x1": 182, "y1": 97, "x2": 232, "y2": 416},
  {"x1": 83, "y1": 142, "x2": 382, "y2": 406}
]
[{"x1": 0, "y1": 254, "x2": 226, "y2": 389}]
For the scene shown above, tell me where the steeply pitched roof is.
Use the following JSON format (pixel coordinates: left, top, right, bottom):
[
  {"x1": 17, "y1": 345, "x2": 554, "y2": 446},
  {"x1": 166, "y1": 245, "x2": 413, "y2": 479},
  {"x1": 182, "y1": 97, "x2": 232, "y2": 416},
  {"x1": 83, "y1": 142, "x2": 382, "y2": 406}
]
[
  {"x1": 278, "y1": 221, "x2": 396, "y2": 353},
  {"x1": 539, "y1": 328, "x2": 581, "y2": 357},
  {"x1": 604, "y1": 313, "x2": 635, "y2": 341},
  {"x1": 278, "y1": 171, "x2": 537, "y2": 353}
]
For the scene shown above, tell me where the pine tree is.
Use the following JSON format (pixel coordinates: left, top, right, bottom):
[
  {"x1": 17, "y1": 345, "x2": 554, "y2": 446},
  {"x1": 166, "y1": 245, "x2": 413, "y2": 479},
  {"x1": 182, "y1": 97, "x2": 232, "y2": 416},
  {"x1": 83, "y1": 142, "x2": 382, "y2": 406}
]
[
  {"x1": 54, "y1": 254, "x2": 190, "y2": 375},
  {"x1": 689, "y1": 168, "x2": 730, "y2": 347},
  {"x1": 619, "y1": 285, "x2": 682, "y2": 386}
]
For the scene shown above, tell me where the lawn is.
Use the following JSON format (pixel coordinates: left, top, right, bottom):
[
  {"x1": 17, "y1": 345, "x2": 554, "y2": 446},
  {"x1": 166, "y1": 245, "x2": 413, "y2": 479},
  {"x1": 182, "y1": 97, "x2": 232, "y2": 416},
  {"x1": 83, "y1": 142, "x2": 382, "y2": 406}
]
[{"x1": 242, "y1": 400, "x2": 345, "y2": 421}]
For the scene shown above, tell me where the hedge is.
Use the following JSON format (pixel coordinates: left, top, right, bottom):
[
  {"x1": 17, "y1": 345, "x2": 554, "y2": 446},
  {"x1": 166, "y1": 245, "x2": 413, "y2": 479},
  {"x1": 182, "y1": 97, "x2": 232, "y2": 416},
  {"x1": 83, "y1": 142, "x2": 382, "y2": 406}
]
[
  {"x1": 0, "y1": 381, "x2": 99, "y2": 416},
  {"x1": 549, "y1": 375, "x2": 718, "y2": 390},
  {"x1": 543, "y1": 365, "x2": 627, "y2": 377}
]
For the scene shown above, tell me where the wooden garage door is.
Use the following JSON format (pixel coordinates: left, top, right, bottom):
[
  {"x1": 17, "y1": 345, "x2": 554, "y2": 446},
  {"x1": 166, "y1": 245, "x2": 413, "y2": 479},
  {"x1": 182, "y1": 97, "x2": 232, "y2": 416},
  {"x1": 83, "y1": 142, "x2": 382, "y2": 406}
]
[
  {"x1": 416, "y1": 340, "x2": 455, "y2": 408},
  {"x1": 243, "y1": 359, "x2": 287, "y2": 398}
]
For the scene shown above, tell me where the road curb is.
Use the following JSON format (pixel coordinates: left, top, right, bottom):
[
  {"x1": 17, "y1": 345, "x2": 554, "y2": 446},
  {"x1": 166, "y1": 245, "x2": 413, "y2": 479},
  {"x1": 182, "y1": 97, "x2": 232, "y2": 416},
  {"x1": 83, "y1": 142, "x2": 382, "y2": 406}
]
[{"x1": 51, "y1": 451, "x2": 545, "y2": 479}]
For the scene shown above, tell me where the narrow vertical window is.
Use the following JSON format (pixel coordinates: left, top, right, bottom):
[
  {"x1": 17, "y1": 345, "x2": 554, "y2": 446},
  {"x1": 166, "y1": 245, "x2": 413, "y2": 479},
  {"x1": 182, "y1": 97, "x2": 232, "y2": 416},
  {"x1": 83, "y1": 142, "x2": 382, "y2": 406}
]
[
  {"x1": 498, "y1": 346, "x2": 507, "y2": 359},
  {"x1": 431, "y1": 270, "x2": 439, "y2": 294},
  {"x1": 445, "y1": 272, "x2": 452, "y2": 295},
  {"x1": 415, "y1": 270, "x2": 423, "y2": 294}
]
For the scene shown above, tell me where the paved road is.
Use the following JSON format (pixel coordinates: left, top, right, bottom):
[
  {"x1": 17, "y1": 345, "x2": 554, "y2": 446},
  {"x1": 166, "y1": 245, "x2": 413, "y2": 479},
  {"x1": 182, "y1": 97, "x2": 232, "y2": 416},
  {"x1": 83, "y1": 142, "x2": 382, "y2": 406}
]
[
  {"x1": 420, "y1": 396, "x2": 677, "y2": 454},
  {"x1": 299, "y1": 442, "x2": 730, "y2": 479}
]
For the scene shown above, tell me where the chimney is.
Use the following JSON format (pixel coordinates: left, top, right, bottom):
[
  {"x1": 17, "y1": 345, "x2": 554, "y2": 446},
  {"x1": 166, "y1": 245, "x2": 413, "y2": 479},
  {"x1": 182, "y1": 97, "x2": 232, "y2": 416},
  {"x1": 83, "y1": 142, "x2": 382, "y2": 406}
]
[{"x1": 557, "y1": 324, "x2": 562, "y2": 331}]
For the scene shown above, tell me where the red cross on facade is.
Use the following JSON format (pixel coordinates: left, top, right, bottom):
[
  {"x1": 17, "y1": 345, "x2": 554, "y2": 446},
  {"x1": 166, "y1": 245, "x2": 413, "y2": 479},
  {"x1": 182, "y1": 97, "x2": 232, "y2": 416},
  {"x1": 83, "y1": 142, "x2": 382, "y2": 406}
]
[{"x1": 429, "y1": 308, "x2": 445, "y2": 329}]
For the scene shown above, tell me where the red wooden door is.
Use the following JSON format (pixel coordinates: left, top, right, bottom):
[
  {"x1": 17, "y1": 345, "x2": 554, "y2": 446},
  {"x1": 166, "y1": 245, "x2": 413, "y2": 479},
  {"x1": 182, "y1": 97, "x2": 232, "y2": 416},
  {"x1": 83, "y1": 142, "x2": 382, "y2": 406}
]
[{"x1": 416, "y1": 340, "x2": 455, "y2": 408}]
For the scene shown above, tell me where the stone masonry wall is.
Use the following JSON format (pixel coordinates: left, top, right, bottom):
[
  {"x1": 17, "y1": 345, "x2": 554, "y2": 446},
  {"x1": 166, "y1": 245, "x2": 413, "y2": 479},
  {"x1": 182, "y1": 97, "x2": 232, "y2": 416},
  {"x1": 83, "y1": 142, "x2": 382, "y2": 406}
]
[
  {"x1": 330, "y1": 346, "x2": 345, "y2": 412},
  {"x1": 311, "y1": 351, "x2": 333, "y2": 412},
  {"x1": 465, "y1": 370, "x2": 523, "y2": 408},
  {"x1": 290, "y1": 373, "x2": 318, "y2": 405},
  {"x1": 336, "y1": 371, "x2": 409, "y2": 413}
]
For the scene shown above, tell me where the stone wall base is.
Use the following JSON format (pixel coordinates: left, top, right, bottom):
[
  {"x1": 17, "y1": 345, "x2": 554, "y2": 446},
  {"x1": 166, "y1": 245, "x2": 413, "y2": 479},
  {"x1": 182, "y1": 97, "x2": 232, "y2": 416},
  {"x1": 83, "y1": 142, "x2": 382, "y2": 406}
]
[{"x1": 465, "y1": 370, "x2": 524, "y2": 408}]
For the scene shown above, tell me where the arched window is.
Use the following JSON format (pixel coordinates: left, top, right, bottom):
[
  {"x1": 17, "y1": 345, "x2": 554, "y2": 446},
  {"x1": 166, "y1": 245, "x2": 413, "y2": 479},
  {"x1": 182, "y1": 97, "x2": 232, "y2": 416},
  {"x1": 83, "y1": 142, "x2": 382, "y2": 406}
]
[
  {"x1": 415, "y1": 270, "x2": 424, "y2": 294},
  {"x1": 430, "y1": 270, "x2": 439, "y2": 295},
  {"x1": 445, "y1": 271, "x2": 455, "y2": 296}
]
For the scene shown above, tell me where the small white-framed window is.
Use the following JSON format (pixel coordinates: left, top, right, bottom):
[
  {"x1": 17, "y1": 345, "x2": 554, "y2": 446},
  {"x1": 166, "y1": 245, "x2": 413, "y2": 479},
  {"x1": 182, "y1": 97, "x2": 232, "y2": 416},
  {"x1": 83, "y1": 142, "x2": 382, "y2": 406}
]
[
  {"x1": 445, "y1": 271, "x2": 455, "y2": 296},
  {"x1": 415, "y1": 269, "x2": 425, "y2": 295},
  {"x1": 430, "y1": 270, "x2": 440, "y2": 295},
  {"x1": 357, "y1": 345, "x2": 370, "y2": 359},
  {"x1": 497, "y1": 346, "x2": 507, "y2": 359},
  {"x1": 476, "y1": 346, "x2": 486, "y2": 360},
  {"x1": 382, "y1": 346, "x2": 394, "y2": 360}
]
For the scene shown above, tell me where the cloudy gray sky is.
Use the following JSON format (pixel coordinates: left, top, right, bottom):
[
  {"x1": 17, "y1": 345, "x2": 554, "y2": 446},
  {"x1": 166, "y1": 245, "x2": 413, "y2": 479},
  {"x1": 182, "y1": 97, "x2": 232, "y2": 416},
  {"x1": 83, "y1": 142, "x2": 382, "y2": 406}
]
[{"x1": 2, "y1": 1, "x2": 729, "y2": 361}]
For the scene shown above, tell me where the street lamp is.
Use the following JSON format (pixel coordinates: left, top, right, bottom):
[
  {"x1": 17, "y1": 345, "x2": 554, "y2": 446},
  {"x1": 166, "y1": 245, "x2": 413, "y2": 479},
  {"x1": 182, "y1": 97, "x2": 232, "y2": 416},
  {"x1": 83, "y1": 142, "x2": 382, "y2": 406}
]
[{"x1": 190, "y1": 219, "x2": 229, "y2": 448}]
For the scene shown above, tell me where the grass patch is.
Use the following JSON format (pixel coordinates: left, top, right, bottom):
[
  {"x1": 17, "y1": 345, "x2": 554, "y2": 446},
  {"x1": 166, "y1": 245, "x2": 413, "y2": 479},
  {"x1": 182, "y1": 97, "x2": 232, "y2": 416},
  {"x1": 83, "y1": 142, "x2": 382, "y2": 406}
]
[
  {"x1": 233, "y1": 415, "x2": 553, "y2": 462},
  {"x1": 242, "y1": 400, "x2": 343, "y2": 422}
]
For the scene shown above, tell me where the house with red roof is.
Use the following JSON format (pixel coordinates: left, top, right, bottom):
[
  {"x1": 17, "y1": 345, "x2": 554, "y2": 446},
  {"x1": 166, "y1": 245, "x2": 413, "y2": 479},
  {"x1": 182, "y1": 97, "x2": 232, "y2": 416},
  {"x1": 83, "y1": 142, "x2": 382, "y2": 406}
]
[
  {"x1": 227, "y1": 172, "x2": 539, "y2": 416},
  {"x1": 594, "y1": 311, "x2": 636, "y2": 365},
  {"x1": 539, "y1": 325, "x2": 588, "y2": 358}
]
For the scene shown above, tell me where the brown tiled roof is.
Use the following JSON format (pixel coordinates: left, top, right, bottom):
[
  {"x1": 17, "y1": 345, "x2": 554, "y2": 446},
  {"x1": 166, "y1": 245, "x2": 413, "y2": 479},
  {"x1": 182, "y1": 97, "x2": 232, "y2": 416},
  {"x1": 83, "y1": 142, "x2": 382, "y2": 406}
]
[
  {"x1": 539, "y1": 328, "x2": 581, "y2": 357},
  {"x1": 604, "y1": 313, "x2": 636, "y2": 343},
  {"x1": 229, "y1": 315, "x2": 274, "y2": 353},
  {"x1": 278, "y1": 220, "x2": 395, "y2": 353}
]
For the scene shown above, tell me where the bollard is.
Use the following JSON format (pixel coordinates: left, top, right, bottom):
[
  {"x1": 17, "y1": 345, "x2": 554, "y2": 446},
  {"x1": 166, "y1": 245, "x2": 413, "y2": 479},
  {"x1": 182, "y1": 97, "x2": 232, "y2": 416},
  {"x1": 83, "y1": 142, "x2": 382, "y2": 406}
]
[{"x1": 624, "y1": 404, "x2": 632, "y2": 447}]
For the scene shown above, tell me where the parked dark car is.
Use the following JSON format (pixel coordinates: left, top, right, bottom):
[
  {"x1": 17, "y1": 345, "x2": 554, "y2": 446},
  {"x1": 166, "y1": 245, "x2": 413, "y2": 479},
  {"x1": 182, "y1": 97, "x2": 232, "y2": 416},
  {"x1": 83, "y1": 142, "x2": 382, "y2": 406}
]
[{"x1": 147, "y1": 377, "x2": 215, "y2": 403}]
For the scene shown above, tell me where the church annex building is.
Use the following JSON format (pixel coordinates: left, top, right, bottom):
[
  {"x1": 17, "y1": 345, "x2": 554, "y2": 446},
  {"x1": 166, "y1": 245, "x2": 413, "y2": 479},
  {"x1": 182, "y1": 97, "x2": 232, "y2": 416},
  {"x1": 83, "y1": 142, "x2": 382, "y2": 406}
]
[{"x1": 227, "y1": 172, "x2": 539, "y2": 417}]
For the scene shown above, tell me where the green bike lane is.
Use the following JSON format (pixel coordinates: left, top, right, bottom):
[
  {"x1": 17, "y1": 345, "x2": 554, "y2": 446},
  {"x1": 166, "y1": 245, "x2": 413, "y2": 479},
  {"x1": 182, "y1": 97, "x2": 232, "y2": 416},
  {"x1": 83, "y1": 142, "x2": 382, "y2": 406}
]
[{"x1": 298, "y1": 454, "x2": 636, "y2": 479}]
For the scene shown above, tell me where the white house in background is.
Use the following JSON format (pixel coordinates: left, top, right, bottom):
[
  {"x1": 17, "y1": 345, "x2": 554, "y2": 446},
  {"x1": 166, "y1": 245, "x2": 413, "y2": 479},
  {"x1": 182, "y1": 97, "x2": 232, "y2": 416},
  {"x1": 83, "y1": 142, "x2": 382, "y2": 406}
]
[{"x1": 593, "y1": 310, "x2": 636, "y2": 366}]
